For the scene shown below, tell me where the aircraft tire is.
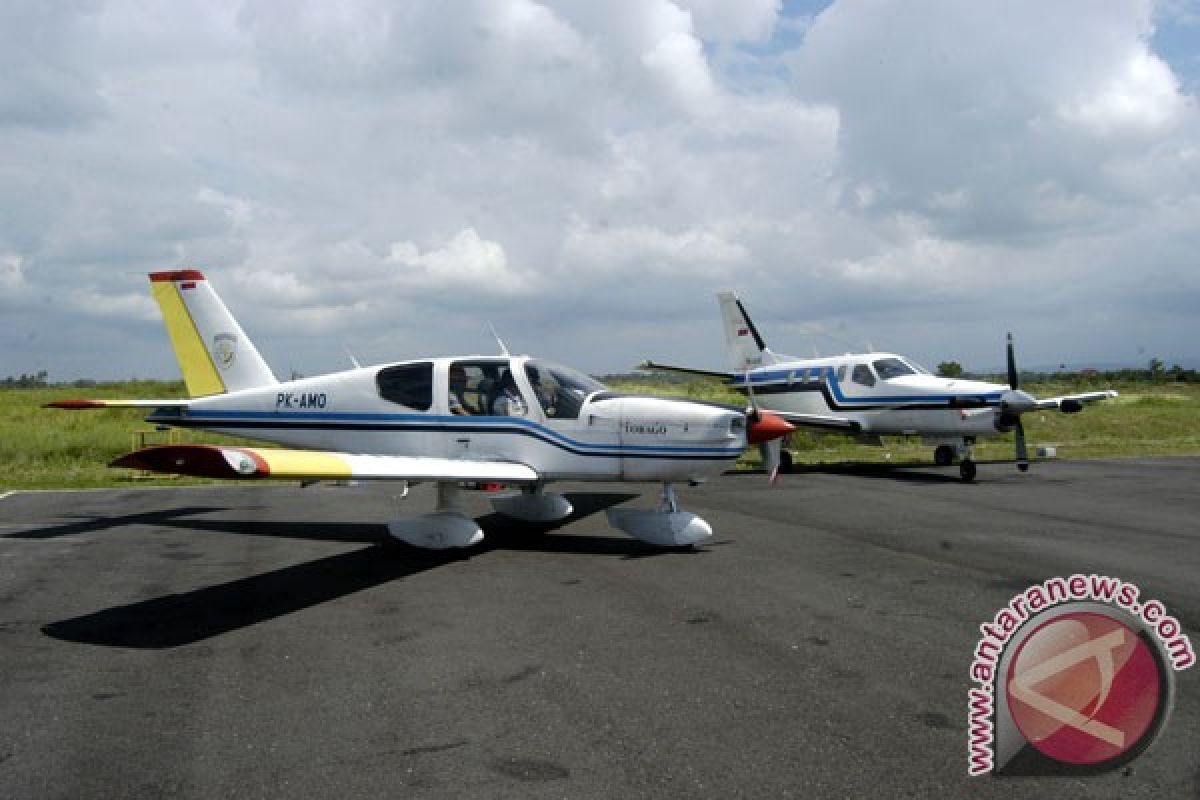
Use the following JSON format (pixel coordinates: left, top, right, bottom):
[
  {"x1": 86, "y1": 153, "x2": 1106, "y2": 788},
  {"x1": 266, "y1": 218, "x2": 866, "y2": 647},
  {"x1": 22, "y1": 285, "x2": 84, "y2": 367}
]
[
  {"x1": 959, "y1": 459, "x2": 977, "y2": 483},
  {"x1": 934, "y1": 445, "x2": 955, "y2": 467},
  {"x1": 778, "y1": 449, "x2": 794, "y2": 474}
]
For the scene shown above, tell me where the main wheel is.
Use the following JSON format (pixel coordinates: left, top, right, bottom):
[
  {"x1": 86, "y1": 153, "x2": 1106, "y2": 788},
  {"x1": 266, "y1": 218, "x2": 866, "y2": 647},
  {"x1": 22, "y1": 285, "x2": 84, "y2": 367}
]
[
  {"x1": 959, "y1": 459, "x2": 977, "y2": 483},
  {"x1": 934, "y1": 445, "x2": 955, "y2": 467},
  {"x1": 778, "y1": 449, "x2": 794, "y2": 474}
]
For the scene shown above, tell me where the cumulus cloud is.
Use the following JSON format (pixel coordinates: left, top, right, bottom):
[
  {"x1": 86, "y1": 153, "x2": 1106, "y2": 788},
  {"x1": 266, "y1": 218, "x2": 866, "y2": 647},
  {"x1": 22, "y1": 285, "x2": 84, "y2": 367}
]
[
  {"x1": 563, "y1": 219, "x2": 749, "y2": 277},
  {"x1": 387, "y1": 228, "x2": 532, "y2": 294},
  {"x1": 676, "y1": 0, "x2": 781, "y2": 43},
  {"x1": 790, "y1": 0, "x2": 1198, "y2": 240},
  {"x1": 3, "y1": 0, "x2": 1199, "y2": 380}
]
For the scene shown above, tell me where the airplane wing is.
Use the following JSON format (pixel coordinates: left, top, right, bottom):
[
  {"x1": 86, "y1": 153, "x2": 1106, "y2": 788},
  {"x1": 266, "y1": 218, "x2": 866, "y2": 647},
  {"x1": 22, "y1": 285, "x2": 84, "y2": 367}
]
[
  {"x1": 1034, "y1": 389, "x2": 1119, "y2": 411},
  {"x1": 768, "y1": 410, "x2": 862, "y2": 433},
  {"x1": 111, "y1": 444, "x2": 540, "y2": 484},
  {"x1": 637, "y1": 360, "x2": 736, "y2": 381}
]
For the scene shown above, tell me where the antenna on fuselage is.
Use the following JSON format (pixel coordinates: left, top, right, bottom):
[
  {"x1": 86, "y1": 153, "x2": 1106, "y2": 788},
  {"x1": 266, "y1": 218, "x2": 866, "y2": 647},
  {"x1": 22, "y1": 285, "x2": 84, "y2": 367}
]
[
  {"x1": 487, "y1": 322, "x2": 511, "y2": 356},
  {"x1": 343, "y1": 345, "x2": 362, "y2": 369}
]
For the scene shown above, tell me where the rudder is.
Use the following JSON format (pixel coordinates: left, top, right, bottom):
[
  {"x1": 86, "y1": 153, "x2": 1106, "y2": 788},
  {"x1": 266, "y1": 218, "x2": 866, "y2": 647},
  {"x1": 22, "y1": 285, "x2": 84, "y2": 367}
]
[
  {"x1": 149, "y1": 270, "x2": 277, "y2": 397},
  {"x1": 717, "y1": 291, "x2": 777, "y2": 371}
]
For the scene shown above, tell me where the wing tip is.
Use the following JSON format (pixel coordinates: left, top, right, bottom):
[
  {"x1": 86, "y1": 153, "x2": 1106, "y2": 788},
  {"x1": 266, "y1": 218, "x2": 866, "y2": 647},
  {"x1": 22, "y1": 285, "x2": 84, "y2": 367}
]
[{"x1": 111, "y1": 445, "x2": 263, "y2": 479}]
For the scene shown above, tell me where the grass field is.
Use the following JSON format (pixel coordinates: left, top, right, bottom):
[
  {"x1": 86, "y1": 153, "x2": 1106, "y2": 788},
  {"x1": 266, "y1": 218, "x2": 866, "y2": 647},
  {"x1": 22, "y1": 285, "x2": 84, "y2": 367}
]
[
  {"x1": 3, "y1": 378, "x2": 1198, "y2": 490},
  {"x1": 1, "y1": 382, "x2": 253, "y2": 490}
]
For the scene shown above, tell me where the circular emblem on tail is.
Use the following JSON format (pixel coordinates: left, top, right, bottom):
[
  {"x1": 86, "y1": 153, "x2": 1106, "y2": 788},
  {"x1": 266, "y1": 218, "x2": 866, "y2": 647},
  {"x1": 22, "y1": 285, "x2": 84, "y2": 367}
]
[{"x1": 213, "y1": 332, "x2": 238, "y2": 370}]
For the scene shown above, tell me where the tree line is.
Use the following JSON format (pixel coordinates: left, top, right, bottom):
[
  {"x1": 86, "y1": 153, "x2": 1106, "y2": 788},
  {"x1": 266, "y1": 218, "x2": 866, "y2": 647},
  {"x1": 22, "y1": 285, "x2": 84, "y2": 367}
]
[{"x1": 936, "y1": 359, "x2": 1198, "y2": 383}]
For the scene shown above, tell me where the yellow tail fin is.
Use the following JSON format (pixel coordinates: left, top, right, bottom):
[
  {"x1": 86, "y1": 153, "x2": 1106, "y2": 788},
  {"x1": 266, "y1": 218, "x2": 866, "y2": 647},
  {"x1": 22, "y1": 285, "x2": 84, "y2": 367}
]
[{"x1": 149, "y1": 270, "x2": 276, "y2": 397}]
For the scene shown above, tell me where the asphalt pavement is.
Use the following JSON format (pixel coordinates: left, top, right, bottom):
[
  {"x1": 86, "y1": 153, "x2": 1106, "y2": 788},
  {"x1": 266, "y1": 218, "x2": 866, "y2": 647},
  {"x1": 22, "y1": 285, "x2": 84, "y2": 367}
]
[{"x1": 1, "y1": 458, "x2": 1197, "y2": 798}]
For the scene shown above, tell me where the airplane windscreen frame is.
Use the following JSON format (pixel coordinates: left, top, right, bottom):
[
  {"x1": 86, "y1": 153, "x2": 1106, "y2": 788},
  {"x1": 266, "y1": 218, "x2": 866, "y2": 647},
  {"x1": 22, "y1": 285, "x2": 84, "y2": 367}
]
[{"x1": 525, "y1": 360, "x2": 607, "y2": 420}]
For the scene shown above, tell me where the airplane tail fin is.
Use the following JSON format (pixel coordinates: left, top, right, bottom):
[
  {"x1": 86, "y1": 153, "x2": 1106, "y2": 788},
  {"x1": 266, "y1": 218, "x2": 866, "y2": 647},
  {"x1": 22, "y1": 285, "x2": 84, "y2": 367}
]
[
  {"x1": 149, "y1": 270, "x2": 277, "y2": 397},
  {"x1": 717, "y1": 291, "x2": 778, "y2": 370}
]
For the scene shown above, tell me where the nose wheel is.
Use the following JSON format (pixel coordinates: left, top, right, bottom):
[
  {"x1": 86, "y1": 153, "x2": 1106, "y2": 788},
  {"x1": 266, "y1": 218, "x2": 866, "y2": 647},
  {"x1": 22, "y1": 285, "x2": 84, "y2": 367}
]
[
  {"x1": 955, "y1": 439, "x2": 977, "y2": 483},
  {"x1": 959, "y1": 459, "x2": 977, "y2": 482}
]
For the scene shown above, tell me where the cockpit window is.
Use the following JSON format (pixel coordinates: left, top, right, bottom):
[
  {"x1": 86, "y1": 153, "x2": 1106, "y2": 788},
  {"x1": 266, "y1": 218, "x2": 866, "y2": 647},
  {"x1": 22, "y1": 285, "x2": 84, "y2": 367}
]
[
  {"x1": 872, "y1": 358, "x2": 917, "y2": 380},
  {"x1": 851, "y1": 363, "x2": 876, "y2": 387},
  {"x1": 448, "y1": 360, "x2": 526, "y2": 416},
  {"x1": 376, "y1": 362, "x2": 433, "y2": 410},
  {"x1": 525, "y1": 360, "x2": 606, "y2": 419}
]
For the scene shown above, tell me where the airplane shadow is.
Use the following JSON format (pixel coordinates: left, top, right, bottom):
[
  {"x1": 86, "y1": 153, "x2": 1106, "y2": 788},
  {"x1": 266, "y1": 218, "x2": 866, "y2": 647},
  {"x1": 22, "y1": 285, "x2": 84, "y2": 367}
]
[
  {"x1": 41, "y1": 492, "x2": 662, "y2": 649},
  {"x1": 42, "y1": 544, "x2": 426, "y2": 649},
  {"x1": 735, "y1": 461, "x2": 1017, "y2": 485},
  {"x1": 786, "y1": 464, "x2": 967, "y2": 484},
  {"x1": 4, "y1": 507, "x2": 228, "y2": 540}
]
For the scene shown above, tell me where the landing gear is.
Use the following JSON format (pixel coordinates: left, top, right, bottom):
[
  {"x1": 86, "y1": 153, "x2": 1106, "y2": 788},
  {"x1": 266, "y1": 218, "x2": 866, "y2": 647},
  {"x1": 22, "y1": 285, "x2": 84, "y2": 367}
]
[
  {"x1": 930, "y1": 439, "x2": 977, "y2": 482},
  {"x1": 959, "y1": 459, "x2": 977, "y2": 483},
  {"x1": 933, "y1": 445, "x2": 955, "y2": 467},
  {"x1": 490, "y1": 485, "x2": 573, "y2": 522},
  {"x1": 386, "y1": 483, "x2": 485, "y2": 549},
  {"x1": 957, "y1": 438, "x2": 977, "y2": 483},
  {"x1": 778, "y1": 449, "x2": 794, "y2": 474},
  {"x1": 606, "y1": 483, "x2": 713, "y2": 547}
]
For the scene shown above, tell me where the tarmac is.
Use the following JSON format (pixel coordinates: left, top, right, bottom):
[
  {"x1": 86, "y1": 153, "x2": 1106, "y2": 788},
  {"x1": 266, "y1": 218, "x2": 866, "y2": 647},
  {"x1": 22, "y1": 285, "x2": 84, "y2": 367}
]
[{"x1": 1, "y1": 457, "x2": 1198, "y2": 798}]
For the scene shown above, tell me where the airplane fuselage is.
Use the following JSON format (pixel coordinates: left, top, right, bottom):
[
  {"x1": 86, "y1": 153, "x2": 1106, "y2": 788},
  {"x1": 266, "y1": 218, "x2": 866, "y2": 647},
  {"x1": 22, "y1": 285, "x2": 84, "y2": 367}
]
[
  {"x1": 148, "y1": 356, "x2": 747, "y2": 485},
  {"x1": 734, "y1": 353, "x2": 1013, "y2": 441}
]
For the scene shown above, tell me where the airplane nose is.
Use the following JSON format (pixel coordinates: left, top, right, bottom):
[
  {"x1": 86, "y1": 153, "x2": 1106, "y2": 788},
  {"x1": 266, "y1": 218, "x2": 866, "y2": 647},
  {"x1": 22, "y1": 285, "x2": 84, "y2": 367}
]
[{"x1": 747, "y1": 411, "x2": 794, "y2": 444}]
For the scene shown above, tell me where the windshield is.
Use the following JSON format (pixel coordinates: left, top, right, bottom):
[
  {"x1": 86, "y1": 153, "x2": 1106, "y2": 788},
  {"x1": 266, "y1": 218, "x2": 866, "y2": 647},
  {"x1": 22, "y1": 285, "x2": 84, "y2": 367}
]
[
  {"x1": 906, "y1": 359, "x2": 932, "y2": 375},
  {"x1": 524, "y1": 360, "x2": 606, "y2": 420},
  {"x1": 872, "y1": 357, "x2": 917, "y2": 380}
]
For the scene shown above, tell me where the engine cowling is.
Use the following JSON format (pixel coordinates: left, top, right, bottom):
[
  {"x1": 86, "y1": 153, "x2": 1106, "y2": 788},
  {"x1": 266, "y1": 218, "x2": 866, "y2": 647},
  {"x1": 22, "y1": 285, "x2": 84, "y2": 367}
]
[{"x1": 994, "y1": 411, "x2": 1020, "y2": 433}]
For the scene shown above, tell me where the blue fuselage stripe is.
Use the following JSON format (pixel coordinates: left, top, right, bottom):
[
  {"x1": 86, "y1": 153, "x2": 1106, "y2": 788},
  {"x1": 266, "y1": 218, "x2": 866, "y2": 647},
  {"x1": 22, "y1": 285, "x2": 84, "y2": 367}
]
[
  {"x1": 152, "y1": 411, "x2": 743, "y2": 459},
  {"x1": 730, "y1": 368, "x2": 1003, "y2": 407}
]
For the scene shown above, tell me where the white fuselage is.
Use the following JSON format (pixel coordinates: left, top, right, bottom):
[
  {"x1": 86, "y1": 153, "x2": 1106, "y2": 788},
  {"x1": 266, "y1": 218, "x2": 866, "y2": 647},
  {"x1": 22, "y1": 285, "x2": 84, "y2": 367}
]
[
  {"x1": 149, "y1": 356, "x2": 747, "y2": 485},
  {"x1": 736, "y1": 353, "x2": 1012, "y2": 440}
]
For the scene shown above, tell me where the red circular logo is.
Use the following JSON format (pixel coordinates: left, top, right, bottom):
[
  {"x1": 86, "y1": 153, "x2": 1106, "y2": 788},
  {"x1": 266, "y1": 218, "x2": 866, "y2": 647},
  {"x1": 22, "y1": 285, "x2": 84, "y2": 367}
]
[{"x1": 1005, "y1": 611, "x2": 1164, "y2": 766}]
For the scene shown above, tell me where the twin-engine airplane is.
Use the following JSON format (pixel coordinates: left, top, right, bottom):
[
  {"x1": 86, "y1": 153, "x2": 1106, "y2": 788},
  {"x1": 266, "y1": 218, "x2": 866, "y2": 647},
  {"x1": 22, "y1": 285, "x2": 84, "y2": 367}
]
[
  {"x1": 48, "y1": 271, "x2": 793, "y2": 549},
  {"x1": 642, "y1": 292, "x2": 1117, "y2": 482}
]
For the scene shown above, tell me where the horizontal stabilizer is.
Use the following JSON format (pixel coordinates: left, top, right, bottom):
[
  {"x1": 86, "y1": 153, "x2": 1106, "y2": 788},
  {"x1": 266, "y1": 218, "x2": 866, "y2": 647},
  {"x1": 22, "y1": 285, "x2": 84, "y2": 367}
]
[
  {"x1": 111, "y1": 444, "x2": 539, "y2": 484},
  {"x1": 637, "y1": 360, "x2": 735, "y2": 381},
  {"x1": 45, "y1": 399, "x2": 190, "y2": 410}
]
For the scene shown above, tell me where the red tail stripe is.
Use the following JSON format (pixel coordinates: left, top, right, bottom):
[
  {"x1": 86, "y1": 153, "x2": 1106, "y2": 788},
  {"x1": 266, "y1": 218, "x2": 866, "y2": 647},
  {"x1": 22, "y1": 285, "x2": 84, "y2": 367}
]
[{"x1": 149, "y1": 269, "x2": 207, "y2": 283}]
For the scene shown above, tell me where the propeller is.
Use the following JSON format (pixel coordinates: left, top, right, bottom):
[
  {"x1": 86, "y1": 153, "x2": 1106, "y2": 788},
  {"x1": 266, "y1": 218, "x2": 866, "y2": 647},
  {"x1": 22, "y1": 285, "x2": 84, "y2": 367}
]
[
  {"x1": 1005, "y1": 332, "x2": 1030, "y2": 473},
  {"x1": 742, "y1": 369, "x2": 793, "y2": 482}
]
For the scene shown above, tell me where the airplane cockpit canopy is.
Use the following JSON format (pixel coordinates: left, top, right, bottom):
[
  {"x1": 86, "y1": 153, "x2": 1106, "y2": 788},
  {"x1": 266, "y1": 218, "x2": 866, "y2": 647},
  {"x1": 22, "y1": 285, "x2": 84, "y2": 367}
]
[
  {"x1": 872, "y1": 357, "x2": 926, "y2": 380},
  {"x1": 524, "y1": 360, "x2": 607, "y2": 420}
]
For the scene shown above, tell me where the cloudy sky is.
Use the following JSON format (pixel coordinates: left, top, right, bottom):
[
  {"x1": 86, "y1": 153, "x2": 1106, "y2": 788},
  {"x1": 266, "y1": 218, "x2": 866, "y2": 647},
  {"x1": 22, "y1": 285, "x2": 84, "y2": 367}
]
[{"x1": 3, "y1": 0, "x2": 1198, "y2": 382}]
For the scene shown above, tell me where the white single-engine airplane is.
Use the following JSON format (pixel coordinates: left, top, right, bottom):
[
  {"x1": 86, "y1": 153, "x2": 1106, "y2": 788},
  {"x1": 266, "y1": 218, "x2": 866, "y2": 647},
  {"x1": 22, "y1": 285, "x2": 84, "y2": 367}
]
[
  {"x1": 641, "y1": 292, "x2": 1117, "y2": 482},
  {"x1": 48, "y1": 271, "x2": 793, "y2": 549}
]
